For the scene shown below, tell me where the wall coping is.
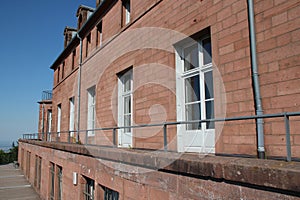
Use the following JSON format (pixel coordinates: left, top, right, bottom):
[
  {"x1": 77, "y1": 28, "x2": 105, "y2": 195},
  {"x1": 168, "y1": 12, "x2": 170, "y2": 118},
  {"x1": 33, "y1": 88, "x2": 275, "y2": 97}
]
[{"x1": 19, "y1": 139, "x2": 300, "y2": 195}]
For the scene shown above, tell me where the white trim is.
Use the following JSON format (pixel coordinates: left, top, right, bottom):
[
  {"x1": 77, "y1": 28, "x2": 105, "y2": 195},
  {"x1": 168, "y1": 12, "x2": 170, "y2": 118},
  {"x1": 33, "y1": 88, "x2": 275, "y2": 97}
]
[
  {"x1": 69, "y1": 97, "x2": 75, "y2": 137},
  {"x1": 87, "y1": 86, "x2": 96, "y2": 136},
  {"x1": 57, "y1": 104, "x2": 61, "y2": 137},
  {"x1": 175, "y1": 36, "x2": 215, "y2": 153},
  {"x1": 118, "y1": 69, "x2": 133, "y2": 147}
]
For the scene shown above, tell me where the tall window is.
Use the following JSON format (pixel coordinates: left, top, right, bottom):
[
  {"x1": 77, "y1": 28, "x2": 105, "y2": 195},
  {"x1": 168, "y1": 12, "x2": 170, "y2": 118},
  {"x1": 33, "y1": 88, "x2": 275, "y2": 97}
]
[
  {"x1": 72, "y1": 50, "x2": 76, "y2": 70},
  {"x1": 57, "y1": 104, "x2": 61, "y2": 137},
  {"x1": 83, "y1": 177, "x2": 94, "y2": 200},
  {"x1": 122, "y1": 0, "x2": 131, "y2": 26},
  {"x1": 57, "y1": 166, "x2": 63, "y2": 200},
  {"x1": 69, "y1": 97, "x2": 75, "y2": 137},
  {"x1": 118, "y1": 68, "x2": 133, "y2": 147},
  {"x1": 87, "y1": 86, "x2": 96, "y2": 136},
  {"x1": 176, "y1": 32, "x2": 215, "y2": 153},
  {"x1": 47, "y1": 110, "x2": 52, "y2": 141},
  {"x1": 26, "y1": 151, "x2": 31, "y2": 178},
  {"x1": 96, "y1": 21, "x2": 103, "y2": 47},
  {"x1": 57, "y1": 67, "x2": 60, "y2": 83},
  {"x1": 49, "y1": 162, "x2": 55, "y2": 200},
  {"x1": 86, "y1": 33, "x2": 91, "y2": 57},
  {"x1": 61, "y1": 61, "x2": 65, "y2": 79},
  {"x1": 34, "y1": 156, "x2": 42, "y2": 190}
]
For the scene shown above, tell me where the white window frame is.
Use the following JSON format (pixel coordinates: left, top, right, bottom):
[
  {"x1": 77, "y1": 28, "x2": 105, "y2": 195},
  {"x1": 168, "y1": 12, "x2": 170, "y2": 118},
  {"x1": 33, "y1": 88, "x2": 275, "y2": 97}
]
[
  {"x1": 69, "y1": 97, "x2": 75, "y2": 137},
  {"x1": 57, "y1": 104, "x2": 61, "y2": 137},
  {"x1": 175, "y1": 35, "x2": 215, "y2": 153},
  {"x1": 87, "y1": 86, "x2": 96, "y2": 136},
  {"x1": 47, "y1": 110, "x2": 52, "y2": 134},
  {"x1": 118, "y1": 69, "x2": 133, "y2": 147}
]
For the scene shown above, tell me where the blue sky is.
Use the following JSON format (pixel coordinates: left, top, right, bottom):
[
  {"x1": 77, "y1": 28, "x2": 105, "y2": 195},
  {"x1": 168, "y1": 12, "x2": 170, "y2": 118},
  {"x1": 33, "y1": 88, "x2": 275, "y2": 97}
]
[{"x1": 0, "y1": 0, "x2": 95, "y2": 144}]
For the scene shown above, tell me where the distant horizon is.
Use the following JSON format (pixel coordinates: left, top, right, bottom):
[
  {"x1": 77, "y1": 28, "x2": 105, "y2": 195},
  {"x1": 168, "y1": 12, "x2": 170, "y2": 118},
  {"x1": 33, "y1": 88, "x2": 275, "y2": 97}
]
[{"x1": 0, "y1": 0, "x2": 95, "y2": 142}]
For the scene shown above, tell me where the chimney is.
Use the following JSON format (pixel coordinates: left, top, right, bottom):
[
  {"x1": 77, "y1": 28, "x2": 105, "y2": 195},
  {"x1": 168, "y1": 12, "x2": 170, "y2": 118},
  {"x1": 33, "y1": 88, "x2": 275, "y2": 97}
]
[
  {"x1": 64, "y1": 27, "x2": 77, "y2": 48},
  {"x1": 96, "y1": 0, "x2": 105, "y2": 7},
  {"x1": 76, "y1": 5, "x2": 95, "y2": 30}
]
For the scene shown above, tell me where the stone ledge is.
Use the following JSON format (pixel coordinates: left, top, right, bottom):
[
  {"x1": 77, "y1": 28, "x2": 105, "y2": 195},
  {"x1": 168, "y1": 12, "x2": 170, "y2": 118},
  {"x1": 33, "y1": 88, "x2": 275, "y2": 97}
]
[{"x1": 19, "y1": 139, "x2": 300, "y2": 194}]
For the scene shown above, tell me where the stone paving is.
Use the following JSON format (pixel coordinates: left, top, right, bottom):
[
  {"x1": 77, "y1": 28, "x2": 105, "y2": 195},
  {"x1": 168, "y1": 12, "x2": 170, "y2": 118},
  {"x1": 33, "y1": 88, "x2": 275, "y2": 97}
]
[{"x1": 0, "y1": 163, "x2": 40, "y2": 200}]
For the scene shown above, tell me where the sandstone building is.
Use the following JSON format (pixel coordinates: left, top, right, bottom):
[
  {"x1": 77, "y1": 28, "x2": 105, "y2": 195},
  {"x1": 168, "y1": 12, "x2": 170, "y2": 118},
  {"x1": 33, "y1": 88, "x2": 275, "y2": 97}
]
[{"x1": 19, "y1": 0, "x2": 300, "y2": 199}]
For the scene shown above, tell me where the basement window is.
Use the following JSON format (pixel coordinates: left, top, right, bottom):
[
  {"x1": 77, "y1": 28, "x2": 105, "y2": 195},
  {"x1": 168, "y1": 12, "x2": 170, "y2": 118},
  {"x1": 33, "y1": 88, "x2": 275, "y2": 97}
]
[
  {"x1": 83, "y1": 177, "x2": 94, "y2": 200},
  {"x1": 98, "y1": 184, "x2": 119, "y2": 200}
]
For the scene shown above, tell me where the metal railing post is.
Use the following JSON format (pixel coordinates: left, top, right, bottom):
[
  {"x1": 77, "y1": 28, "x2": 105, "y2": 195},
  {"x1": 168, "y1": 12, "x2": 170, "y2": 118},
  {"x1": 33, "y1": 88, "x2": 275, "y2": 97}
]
[
  {"x1": 68, "y1": 131, "x2": 71, "y2": 143},
  {"x1": 163, "y1": 124, "x2": 167, "y2": 152},
  {"x1": 284, "y1": 113, "x2": 292, "y2": 162},
  {"x1": 85, "y1": 130, "x2": 88, "y2": 145},
  {"x1": 113, "y1": 128, "x2": 117, "y2": 147}
]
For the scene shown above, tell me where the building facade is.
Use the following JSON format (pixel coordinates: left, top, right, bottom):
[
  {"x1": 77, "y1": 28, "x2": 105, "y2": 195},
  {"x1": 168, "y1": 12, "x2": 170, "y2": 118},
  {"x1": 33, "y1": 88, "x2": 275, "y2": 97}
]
[{"x1": 19, "y1": 0, "x2": 300, "y2": 199}]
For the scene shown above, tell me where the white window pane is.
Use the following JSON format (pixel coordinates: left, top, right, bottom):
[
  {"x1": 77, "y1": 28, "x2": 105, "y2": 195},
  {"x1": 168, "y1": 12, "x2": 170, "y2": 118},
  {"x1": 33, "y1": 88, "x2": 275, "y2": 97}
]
[
  {"x1": 124, "y1": 114, "x2": 131, "y2": 133},
  {"x1": 203, "y1": 38, "x2": 212, "y2": 65},
  {"x1": 184, "y1": 43, "x2": 198, "y2": 71},
  {"x1": 185, "y1": 103, "x2": 201, "y2": 130},
  {"x1": 204, "y1": 71, "x2": 214, "y2": 99},
  {"x1": 124, "y1": 96, "x2": 131, "y2": 114},
  {"x1": 185, "y1": 75, "x2": 200, "y2": 103},
  {"x1": 123, "y1": 74, "x2": 131, "y2": 92},
  {"x1": 205, "y1": 100, "x2": 215, "y2": 129}
]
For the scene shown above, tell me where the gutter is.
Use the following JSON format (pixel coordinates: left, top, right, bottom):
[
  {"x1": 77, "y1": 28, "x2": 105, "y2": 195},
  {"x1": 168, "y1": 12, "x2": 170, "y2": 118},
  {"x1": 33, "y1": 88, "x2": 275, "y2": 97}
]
[{"x1": 247, "y1": 0, "x2": 265, "y2": 158}]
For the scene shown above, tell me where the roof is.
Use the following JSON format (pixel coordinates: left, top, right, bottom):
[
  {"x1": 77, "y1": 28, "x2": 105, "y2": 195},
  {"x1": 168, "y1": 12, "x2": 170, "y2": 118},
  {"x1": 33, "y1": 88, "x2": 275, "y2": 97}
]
[{"x1": 50, "y1": 0, "x2": 117, "y2": 70}]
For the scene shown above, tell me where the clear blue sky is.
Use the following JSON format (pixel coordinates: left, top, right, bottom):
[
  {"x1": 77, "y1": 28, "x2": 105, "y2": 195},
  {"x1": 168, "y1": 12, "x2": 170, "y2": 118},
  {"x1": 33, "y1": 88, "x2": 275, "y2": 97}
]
[{"x1": 0, "y1": 0, "x2": 95, "y2": 144}]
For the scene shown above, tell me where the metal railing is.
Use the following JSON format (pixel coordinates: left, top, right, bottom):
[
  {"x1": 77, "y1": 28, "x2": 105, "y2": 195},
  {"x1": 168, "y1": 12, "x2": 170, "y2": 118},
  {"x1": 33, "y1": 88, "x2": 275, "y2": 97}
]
[
  {"x1": 22, "y1": 112, "x2": 300, "y2": 162},
  {"x1": 42, "y1": 90, "x2": 52, "y2": 100}
]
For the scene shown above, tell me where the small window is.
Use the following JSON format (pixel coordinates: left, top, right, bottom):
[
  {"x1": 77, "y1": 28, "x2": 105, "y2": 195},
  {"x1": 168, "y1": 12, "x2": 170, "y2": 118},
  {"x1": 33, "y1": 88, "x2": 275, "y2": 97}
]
[
  {"x1": 57, "y1": 166, "x2": 63, "y2": 200},
  {"x1": 49, "y1": 162, "x2": 55, "y2": 200},
  {"x1": 98, "y1": 184, "x2": 119, "y2": 200},
  {"x1": 83, "y1": 177, "x2": 94, "y2": 200},
  {"x1": 34, "y1": 156, "x2": 42, "y2": 190},
  {"x1": 122, "y1": 0, "x2": 131, "y2": 26}
]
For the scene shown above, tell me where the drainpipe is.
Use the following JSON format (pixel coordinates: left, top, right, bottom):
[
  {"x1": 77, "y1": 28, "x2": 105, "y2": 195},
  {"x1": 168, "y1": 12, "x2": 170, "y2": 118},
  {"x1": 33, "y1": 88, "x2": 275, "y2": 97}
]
[
  {"x1": 76, "y1": 33, "x2": 83, "y2": 143},
  {"x1": 247, "y1": 0, "x2": 265, "y2": 158}
]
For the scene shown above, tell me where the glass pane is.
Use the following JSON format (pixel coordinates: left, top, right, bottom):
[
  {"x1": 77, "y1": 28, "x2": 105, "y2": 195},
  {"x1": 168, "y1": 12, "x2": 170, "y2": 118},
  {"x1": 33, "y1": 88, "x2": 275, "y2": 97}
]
[
  {"x1": 185, "y1": 103, "x2": 201, "y2": 130},
  {"x1": 184, "y1": 43, "x2": 198, "y2": 71},
  {"x1": 203, "y1": 38, "x2": 212, "y2": 65},
  {"x1": 124, "y1": 114, "x2": 131, "y2": 133},
  {"x1": 185, "y1": 75, "x2": 200, "y2": 103},
  {"x1": 206, "y1": 100, "x2": 215, "y2": 129},
  {"x1": 123, "y1": 74, "x2": 131, "y2": 92},
  {"x1": 204, "y1": 71, "x2": 214, "y2": 99},
  {"x1": 124, "y1": 96, "x2": 131, "y2": 114}
]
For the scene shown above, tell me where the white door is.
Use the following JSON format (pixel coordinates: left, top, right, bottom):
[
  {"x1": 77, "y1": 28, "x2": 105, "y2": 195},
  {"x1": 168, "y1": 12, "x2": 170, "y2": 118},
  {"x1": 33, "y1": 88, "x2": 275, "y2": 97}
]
[
  {"x1": 69, "y1": 97, "x2": 75, "y2": 137},
  {"x1": 57, "y1": 105, "x2": 61, "y2": 137},
  {"x1": 176, "y1": 36, "x2": 215, "y2": 153},
  {"x1": 47, "y1": 110, "x2": 52, "y2": 141},
  {"x1": 87, "y1": 87, "x2": 96, "y2": 136},
  {"x1": 118, "y1": 69, "x2": 133, "y2": 147}
]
